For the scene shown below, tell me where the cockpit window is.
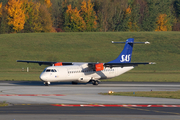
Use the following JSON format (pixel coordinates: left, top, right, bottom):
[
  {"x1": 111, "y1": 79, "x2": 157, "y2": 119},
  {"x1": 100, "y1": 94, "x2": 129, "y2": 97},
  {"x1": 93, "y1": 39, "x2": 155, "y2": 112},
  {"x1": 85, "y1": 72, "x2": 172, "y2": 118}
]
[
  {"x1": 43, "y1": 69, "x2": 57, "y2": 72},
  {"x1": 46, "y1": 69, "x2": 51, "y2": 72}
]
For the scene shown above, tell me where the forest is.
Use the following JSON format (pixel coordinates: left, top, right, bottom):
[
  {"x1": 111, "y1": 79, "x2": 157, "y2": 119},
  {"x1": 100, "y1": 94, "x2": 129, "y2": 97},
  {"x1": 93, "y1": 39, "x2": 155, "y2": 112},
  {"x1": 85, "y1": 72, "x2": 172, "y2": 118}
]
[{"x1": 0, "y1": 0, "x2": 180, "y2": 33}]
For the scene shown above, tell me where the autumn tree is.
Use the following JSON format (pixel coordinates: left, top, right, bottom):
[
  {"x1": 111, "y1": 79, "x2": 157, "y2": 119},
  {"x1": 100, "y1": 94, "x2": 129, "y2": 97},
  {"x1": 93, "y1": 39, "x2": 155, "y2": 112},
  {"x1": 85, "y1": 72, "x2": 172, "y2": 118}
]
[
  {"x1": 39, "y1": 4, "x2": 55, "y2": 32},
  {"x1": 5, "y1": 0, "x2": 26, "y2": 32},
  {"x1": 128, "y1": 2, "x2": 141, "y2": 31},
  {"x1": 45, "y1": 0, "x2": 52, "y2": 8},
  {"x1": 60, "y1": 0, "x2": 85, "y2": 31},
  {"x1": 116, "y1": 5, "x2": 131, "y2": 31},
  {"x1": 21, "y1": 0, "x2": 35, "y2": 32},
  {"x1": 95, "y1": 0, "x2": 112, "y2": 32},
  {"x1": 80, "y1": 0, "x2": 97, "y2": 31},
  {"x1": 111, "y1": 0, "x2": 128, "y2": 31},
  {"x1": 157, "y1": 0, "x2": 174, "y2": 31},
  {"x1": 0, "y1": 0, "x2": 8, "y2": 5},
  {"x1": 21, "y1": 0, "x2": 54, "y2": 33},
  {"x1": 135, "y1": 0, "x2": 147, "y2": 26},
  {"x1": 174, "y1": 0, "x2": 180, "y2": 18},
  {"x1": 64, "y1": 4, "x2": 86, "y2": 32},
  {"x1": 0, "y1": 3, "x2": 10, "y2": 34},
  {"x1": 52, "y1": 0, "x2": 69, "y2": 30},
  {"x1": 0, "y1": 2, "x2": 3, "y2": 33},
  {"x1": 141, "y1": 0, "x2": 157, "y2": 31},
  {"x1": 19, "y1": 0, "x2": 43, "y2": 32},
  {"x1": 0, "y1": 2, "x2": 2, "y2": 17},
  {"x1": 155, "y1": 14, "x2": 168, "y2": 31},
  {"x1": 31, "y1": 2, "x2": 46, "y2": 32},
  {"x1": 173, "y1": 0, "x2": 180, "y2": 31}
]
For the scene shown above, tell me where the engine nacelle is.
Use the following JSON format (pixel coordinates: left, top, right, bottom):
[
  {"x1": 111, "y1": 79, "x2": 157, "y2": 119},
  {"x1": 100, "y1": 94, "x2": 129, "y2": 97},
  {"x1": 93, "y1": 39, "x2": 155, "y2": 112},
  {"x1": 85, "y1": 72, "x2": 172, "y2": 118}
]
[
  {"x1": 95, "y1": 63, "x2": 104, "y2": 71},
  {"x1": 54, "y1": 62, "x2": 63, "y2": 66}
]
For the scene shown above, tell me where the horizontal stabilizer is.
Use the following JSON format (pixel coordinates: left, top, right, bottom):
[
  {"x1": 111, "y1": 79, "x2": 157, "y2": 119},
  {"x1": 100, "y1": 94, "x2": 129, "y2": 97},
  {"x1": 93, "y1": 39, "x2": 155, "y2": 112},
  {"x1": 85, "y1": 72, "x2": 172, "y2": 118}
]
[
  {"x1": 104, "y1": 62, "x2": 155, "y2": 67},
  {"x1": 112, "y1": 41, "x2": 150, "y2": 44},
  {"x1": 88, "y1": 62, "x2": 155, "y2": 69}
]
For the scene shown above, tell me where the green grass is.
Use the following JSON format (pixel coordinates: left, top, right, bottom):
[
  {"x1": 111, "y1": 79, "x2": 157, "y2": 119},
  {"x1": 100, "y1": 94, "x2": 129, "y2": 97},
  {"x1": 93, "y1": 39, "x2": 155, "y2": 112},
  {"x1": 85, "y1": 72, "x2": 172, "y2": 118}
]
[
  {"x1": 0, "y1": 32, "x2": 180, "y2": 81},
  {"x1": 0, "y1": 71, "x2": 41, "y2": 81},
  {"x1": 100, "y1": 91, "x2": 180, "y2": 99},
  {"x1": 0, "y1": 71, "x2": 179, "y2": 82},
  {"x1": 0, "y1": 102, "x2": 9, "y2": 107},
  {"x1": 104, "y1": 72, "x2": 180, "y2": 82}
]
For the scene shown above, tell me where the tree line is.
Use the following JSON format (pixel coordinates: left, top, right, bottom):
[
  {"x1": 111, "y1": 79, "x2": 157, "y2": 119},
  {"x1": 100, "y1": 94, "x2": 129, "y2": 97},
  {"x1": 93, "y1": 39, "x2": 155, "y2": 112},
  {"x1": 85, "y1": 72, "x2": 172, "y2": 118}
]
[{"x1": 0, "y1": 0, "x2": 180, "y2": 33}]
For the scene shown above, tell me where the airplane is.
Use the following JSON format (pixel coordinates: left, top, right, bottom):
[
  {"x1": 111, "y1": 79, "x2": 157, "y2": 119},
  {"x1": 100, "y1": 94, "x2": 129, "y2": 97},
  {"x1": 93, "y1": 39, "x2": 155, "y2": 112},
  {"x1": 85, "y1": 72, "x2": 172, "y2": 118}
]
[{"x1": 17, "y1": 38, "x2": 155, "y2": 86}]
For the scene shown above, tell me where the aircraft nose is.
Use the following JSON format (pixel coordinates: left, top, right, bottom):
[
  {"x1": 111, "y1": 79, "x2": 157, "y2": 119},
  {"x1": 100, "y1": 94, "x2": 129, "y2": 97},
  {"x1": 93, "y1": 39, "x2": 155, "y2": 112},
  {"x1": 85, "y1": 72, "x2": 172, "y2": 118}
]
[{"x1": 40, "y1": 73, "x2": 47, "y2": 81}]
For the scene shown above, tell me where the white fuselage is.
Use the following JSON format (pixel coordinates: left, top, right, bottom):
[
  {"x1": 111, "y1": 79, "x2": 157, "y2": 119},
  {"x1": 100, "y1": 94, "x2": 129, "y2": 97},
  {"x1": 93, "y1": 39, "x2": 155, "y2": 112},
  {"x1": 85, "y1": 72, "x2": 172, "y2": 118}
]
[{"x1": 40, "y1": 63, "x2": 134, "y2": 83}]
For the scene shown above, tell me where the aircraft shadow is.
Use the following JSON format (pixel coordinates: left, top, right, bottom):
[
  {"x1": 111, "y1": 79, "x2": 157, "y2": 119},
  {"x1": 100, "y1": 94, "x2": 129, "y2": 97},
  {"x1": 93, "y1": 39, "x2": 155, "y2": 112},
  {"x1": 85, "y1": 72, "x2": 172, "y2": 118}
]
[{"x1": 8, "y1": 81, "x2": 90, "y2": 86}]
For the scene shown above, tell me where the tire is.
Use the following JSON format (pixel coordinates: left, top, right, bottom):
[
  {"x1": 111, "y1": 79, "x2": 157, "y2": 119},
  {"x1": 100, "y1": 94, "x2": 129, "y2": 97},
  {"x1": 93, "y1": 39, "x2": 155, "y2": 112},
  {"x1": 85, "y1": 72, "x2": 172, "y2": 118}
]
[
  {"x1": 72, "y1": 81, "x2": 78, "y2": 85},
  {"x1": 92, "y1": 80, "x2": 98, "y2": 85},
  {"x1": 45, "y1": 82, "x2": 49, "y2": 86}
]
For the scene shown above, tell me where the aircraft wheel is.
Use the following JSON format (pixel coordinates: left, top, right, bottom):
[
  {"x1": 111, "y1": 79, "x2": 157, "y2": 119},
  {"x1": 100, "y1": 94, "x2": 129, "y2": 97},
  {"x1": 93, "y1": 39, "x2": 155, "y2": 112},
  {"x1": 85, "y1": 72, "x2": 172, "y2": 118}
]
[
  {"x1": 92, "y1": 80, "x2": 98, "y2": 85},
  {"x1": 72, "y1": 81, "x2": 78, "y2": 85},
  {"x1": 45, "y1": 82, "x2": 49, "y2": 86},
  {"x1": 92, "y1": 80, "x2": 95, "y2": 84}
]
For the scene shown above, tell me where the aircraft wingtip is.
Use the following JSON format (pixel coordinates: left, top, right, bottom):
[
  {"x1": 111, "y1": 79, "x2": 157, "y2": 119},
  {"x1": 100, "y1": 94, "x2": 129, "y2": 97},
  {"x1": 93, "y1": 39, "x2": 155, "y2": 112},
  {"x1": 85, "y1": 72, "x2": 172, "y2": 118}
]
[
  {"x1": 145, "y1": 41, "x2": 150, "y2": 44},
  {"x1": 149, "y1": 62, "x2": 156, "y2": 64}
]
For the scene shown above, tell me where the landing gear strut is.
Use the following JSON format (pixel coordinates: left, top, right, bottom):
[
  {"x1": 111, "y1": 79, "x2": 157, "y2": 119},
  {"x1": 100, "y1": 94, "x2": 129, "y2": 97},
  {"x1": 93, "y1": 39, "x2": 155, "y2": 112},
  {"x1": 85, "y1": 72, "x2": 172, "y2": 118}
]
[{"x1": 92, "y1": 80, "x2": 99, "y2": 85}]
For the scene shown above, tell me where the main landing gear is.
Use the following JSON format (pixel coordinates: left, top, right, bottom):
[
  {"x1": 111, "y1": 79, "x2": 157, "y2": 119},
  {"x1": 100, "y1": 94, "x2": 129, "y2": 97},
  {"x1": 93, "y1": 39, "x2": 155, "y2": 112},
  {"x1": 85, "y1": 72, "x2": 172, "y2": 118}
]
[
  {"x1": 72, "y1": 81, "x2": 78, "y2": 85},
  {"x1": 91, "y1": 80, "x2": 99, "y2": 85}
]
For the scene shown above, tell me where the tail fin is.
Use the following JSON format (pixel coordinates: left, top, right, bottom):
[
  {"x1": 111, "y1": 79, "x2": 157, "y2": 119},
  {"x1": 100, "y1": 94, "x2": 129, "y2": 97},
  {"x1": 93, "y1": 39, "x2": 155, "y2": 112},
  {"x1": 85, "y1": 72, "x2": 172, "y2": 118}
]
[{"x1": 108, "y1": 38, "x2": 134, "y2": 63}]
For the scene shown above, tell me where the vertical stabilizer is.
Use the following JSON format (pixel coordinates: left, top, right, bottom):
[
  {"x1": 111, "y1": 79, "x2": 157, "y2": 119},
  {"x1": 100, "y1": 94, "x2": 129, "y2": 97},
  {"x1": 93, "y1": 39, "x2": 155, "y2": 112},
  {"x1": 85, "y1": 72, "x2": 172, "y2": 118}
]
[{"x1": 108, "y1": 38, "x2": 134, "y2": 63}]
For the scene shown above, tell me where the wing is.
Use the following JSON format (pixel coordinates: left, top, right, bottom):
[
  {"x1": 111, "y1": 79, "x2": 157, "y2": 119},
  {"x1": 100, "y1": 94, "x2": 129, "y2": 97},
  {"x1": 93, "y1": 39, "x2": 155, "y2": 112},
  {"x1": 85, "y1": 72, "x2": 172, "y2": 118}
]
[{"x1": 17, "y1": 60, "x2": 73, "y2": 66}]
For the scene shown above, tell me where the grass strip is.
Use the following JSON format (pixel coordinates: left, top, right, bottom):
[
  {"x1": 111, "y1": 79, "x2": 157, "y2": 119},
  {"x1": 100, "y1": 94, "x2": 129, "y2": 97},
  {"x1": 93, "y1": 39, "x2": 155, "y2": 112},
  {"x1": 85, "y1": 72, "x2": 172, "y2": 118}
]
[
  {"x1": 100, "y1": 91, "x2": 180, "y2": 99},
  {"x1": 0, "y1": 72, "x2": 41, "y2": 81},
  {"x1": 0, "y1": 102, "x2": 9, "y2": 107},
  {"x1": 0, "y1": 71, "x2": 179, "y2": 82},
  {"x1": 0, "y1": 32, "x2": 180, "y2": 72}
]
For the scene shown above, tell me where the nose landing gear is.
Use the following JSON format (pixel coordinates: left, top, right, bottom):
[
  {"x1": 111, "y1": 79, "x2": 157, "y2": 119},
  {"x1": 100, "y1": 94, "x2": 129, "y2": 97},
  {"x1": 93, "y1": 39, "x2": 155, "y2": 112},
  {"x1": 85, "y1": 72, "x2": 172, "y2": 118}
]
[{"x1": 44, "y1": 82, "x2": 50, "y2": 86}]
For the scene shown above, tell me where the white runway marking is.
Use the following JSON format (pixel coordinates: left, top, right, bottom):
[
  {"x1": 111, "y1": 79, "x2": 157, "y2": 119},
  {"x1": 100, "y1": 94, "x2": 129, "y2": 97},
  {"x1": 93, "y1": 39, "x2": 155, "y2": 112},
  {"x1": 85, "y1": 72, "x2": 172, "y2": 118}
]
[{"x1": 52, "y1": 104, "x2": 180, "y2": 107}]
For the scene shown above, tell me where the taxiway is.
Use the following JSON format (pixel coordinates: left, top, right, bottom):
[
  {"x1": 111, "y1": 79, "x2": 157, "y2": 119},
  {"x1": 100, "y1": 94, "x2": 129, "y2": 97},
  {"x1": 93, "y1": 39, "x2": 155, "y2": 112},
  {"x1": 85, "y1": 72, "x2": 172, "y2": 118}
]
[
  {"x1": 0, "y1": 81, "x2": 180, "y2": 104},
  {"x1": 0, "y1": 81, "x2": 180, "y2": 120}
]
